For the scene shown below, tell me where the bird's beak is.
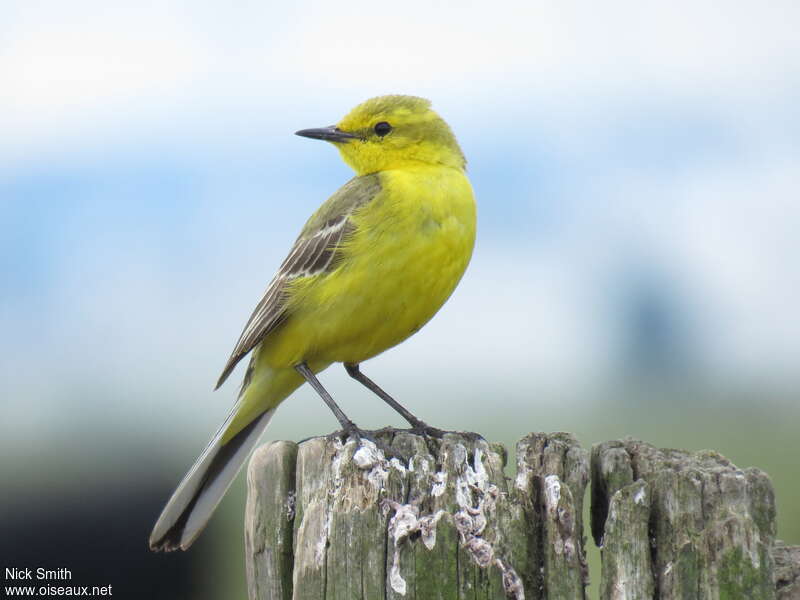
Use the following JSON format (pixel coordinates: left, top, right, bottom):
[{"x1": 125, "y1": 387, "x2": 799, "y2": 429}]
[{"x1": 295, "y1": 125, "x2": 357, "y2": 143}]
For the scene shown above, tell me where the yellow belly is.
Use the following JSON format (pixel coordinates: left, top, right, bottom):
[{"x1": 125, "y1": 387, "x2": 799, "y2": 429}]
[{"x1": 257, "y1": 165, "x2": 476, "y2": 368}]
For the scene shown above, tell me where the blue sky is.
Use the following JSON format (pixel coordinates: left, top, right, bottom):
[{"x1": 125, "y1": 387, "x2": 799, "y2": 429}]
[{"x1": 2, "y1": 0, "x2": 799, "y2": 441}]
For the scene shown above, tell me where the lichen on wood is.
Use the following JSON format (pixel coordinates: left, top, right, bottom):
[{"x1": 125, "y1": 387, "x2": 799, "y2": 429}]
[
  {"x1": 774, "y1": 541, "x2": 800, "y2": 600},
  {"x1": 592, "y1": 439, "x2": 778, "y2": 600},
  {"x1": 245, "y1": 432, "x2": 795, "y2": 600},
  {"x1": 514, "y1": 432, "x2": 590, "y2": 599},
  {"x1": 245, "y1": 431, "x2": 589, "y2": 600}
]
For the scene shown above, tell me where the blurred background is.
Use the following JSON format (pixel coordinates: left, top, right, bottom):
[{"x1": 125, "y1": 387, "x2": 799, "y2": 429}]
[{"x1": 1, "y1": 1, "x2": 798, "y2": 598}]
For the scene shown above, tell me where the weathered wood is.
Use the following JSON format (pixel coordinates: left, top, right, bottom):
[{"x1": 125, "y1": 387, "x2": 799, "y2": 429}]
[
  {"x1": 246, "y1": 433, "x2": 797, "y2": 600},
  {"x1": 592, "y1": 439, "x2": 778, "y2": 599},
  {"x1": 245, "y1": 431, "x2": 589, "y2": 600},
  {"x1": 774, "y1": 541, "x2": 800, "y2": 600},
  {"x1": 514, "y1": 432, "x2": 590, "y2": 599},
  {"x1": 246, "y1": 440, "x2": 298, "y2": 600},
  {"x1": 598, "y1": 479, "x2": 654, "y2": 599}
]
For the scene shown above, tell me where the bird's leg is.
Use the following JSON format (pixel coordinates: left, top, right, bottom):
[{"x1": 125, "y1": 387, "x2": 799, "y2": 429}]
[
  {"x1": 344, "y1": 363, "x2": 445, "y2": 439},
  {"x1": 295, "y1": 362, "x2": 401, "y2": 458},
  {"x1": 295, "y1": 362, "x2": 360, "y2": 438}
]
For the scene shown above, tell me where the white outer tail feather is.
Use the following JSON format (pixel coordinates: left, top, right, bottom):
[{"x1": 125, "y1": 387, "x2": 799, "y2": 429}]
[{"x1": 149, "y1": 407, "x2": 276, "y2": 551}]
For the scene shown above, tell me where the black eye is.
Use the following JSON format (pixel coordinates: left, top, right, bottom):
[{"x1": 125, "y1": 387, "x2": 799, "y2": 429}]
[{"x1": 374, "y1": 121, "x2": 392, "y2": 137}]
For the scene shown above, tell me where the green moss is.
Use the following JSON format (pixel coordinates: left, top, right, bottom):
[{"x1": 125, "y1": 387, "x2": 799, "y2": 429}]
[
  {"x1": 675, "y1": 544, "x2": 701, "y2": 600},
  {"x1": 718, "y1": 546, "x2": 773, "y2": 600}
]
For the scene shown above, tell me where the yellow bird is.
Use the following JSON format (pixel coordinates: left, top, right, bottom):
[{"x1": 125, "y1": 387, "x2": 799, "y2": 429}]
[{"x1": 149, "y1": 95, "x2": 476, "y2": 551}]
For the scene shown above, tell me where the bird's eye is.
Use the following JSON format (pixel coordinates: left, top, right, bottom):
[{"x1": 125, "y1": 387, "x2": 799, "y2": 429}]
[{"x1": 374, "y1": 122, "x2": 392, "y2": 137}]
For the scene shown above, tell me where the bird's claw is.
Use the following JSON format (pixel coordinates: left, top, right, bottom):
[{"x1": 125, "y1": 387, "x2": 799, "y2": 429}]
[
  {"x1": 327, "y1": 425, "x2": 403, "y2": 460},
  {"x1": 409, "y1": 422, "x2": 446, "y2": 439}
]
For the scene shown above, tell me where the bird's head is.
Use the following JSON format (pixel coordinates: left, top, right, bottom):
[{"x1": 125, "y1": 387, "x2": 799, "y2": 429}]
[{"x1": 296, "y1": 95, "x2": 466, "y2": 176}]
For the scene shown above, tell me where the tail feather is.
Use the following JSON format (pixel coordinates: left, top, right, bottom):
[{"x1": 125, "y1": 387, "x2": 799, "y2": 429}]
[{"x1": 149, "y1": 407, "x2": 275, "y2": 551}]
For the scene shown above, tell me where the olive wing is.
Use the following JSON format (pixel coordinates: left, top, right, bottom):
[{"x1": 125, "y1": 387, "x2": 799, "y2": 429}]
[{"x1": 215, "y1": 174, "x2": 381, "y2": 389}]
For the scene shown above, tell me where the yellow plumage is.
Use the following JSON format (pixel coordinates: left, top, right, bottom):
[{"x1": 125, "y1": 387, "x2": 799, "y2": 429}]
[
  {"x1": 150, "y1": 94, "x2": 476, "y2": 551},
  {"x1": 263, "y1": 166, "x2": 474, "y2": 363}
]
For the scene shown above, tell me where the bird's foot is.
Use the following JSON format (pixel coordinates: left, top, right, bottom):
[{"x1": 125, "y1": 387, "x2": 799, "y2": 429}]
[
  {"x1": 327, "y1": 424, "x2": 403, "y2": 460},
  {"x1": 409, "y1": 421, "x2": 446, "y2": 439}
]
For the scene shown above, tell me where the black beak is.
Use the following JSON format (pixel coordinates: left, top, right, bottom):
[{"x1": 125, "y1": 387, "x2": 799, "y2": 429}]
[{"x1": 295, "y1": 125, "x2": 357, "y2": 143}]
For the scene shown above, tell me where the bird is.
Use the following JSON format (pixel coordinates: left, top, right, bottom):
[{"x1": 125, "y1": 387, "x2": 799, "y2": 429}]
[{"x1": 149, "y1": 95, "x2": 476, "y2": 551}]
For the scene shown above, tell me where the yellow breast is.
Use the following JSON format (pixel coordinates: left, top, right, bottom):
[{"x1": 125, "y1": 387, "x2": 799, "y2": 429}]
[{"x1": 259, "y1": 165, "x2": 476, "y2": 367}]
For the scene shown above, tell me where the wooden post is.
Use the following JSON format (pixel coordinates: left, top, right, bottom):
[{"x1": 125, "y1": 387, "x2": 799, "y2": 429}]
[
  {"x1": 774, "y1": 542, "x2": 800, "y2": 600},
  {"x1": 591, "y1": 439, "x2": 779, "y2": 599},
  {"x1": 246, "y1": 432, "x2": 798, "y2": 600}
]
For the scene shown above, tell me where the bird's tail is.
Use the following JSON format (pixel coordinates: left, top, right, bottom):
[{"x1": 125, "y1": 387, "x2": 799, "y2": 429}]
[{"x1": 149, "y1": 364, "x2": 306, "y2": 551}]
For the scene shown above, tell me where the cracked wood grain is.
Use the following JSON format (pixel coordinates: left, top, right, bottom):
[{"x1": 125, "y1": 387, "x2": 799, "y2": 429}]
[
  {"x1": 245, "y1": 431, "x2": 589, "y2": 599},
  {"x1": 592, "y1": 439, "x2": 779, "y2": 600},
  {"x1": 245, "y1": 433, "x2": 795, "y2": 600}
]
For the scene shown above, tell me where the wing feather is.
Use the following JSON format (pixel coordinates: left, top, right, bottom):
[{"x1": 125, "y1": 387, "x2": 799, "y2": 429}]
[{"x1": 214, "y1": 175, "x2": 380, "y2": 389}]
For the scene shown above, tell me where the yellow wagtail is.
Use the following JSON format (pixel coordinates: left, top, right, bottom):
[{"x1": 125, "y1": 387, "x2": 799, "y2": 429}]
[{"x1": 149, "y1": 95, "x2": 476, "y2": 551}]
